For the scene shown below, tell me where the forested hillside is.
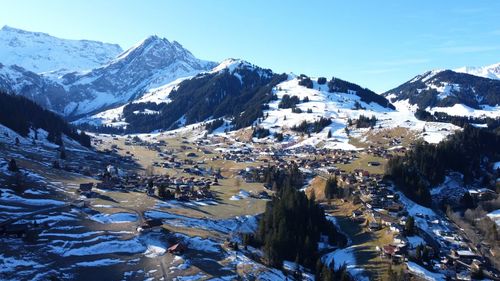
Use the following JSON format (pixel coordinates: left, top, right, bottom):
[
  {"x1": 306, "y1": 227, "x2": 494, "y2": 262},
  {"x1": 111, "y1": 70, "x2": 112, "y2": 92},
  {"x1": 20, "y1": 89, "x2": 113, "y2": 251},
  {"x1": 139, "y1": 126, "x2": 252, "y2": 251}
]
[
  {"x1": 118, "y1": 67, "x2": 288, "y2": 132},
  {"x1": 0, "y1": 91, "x2": 91, "y2": 147},
  {"x1": 385, "y1": 125, "x2": 500, "y2": 206}
]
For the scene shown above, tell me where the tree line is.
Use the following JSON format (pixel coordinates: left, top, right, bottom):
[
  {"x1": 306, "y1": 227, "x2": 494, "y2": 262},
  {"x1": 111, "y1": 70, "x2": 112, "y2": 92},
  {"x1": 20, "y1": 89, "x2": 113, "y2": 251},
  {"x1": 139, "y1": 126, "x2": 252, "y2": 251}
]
[
  {"x1": 244, "y1": 183, "x2": 349, "y2": 279},
  {"x1": 327, "y1": 77, "x2": 395, "y2": 109},
  {"x1": 87, "y1": 68, "x2": 288, "y2": 133},
  {"x1": 385, "y1": 125, "x2": 500, "y2": 207},
  {"x1": 415, "y1": 108, "x2": 500, "y2": 130},
  {"x1": 348, "y1": 115, "x2": 377, "y2": 129},
  {"x1": 0, "y1": 91, "x2": 91, "y2": 147},
  {"x1": 291, "y1": 117, "x2": 332, "y2": 134}
]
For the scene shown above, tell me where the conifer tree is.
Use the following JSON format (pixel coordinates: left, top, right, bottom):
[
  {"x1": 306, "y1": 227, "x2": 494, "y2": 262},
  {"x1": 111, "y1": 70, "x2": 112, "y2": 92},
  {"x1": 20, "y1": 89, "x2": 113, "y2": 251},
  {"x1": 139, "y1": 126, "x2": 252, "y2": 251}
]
[{"x1": 8, "y1": 158, "x2": 18, "y2": 172}]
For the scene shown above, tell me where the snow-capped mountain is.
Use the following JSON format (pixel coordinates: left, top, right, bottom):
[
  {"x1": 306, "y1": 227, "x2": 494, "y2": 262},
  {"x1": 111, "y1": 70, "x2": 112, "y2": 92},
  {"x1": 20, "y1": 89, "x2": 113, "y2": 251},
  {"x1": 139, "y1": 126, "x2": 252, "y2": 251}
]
[
  {"x1": 384, "y1": 69, "x2": 500, "y2": 113},
  {"x1": 0, "y1": 25, "x2": 122, "y2": 73},
  {"x1": 76, "y1": 58, "x2": 395, "y2": 135},
  {"x1": 0, "y1": 63, "x2": 68, "y2": 109},
  {"x1": 455, "y1": 62, "x2": 500, "y2": 80},
  {"x1": 79, "y1": 62, "x2": 460, "y2": 148},
  {"x1": 57, "y1": 35, "x2": 216, "y2": 116},
  {"x1": 75, "y1": 59, "x2": 267, "y2": 127},
  {"x1": 0, "y1": 29, "x2": 216, "y2": 117},
  {"x1": 77, "y1": 58, "x2": 280, "y2": 130}
]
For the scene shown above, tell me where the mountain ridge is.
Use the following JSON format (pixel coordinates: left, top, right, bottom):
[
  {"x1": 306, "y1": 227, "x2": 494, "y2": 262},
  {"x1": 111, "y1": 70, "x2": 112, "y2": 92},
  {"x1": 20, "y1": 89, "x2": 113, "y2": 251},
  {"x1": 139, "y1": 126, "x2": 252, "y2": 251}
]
[
  {"x1": 0, "y1": 25, "x2": 123, "y2": 73},
  {"x1": 384, "y1": 69, "x2": 500, "y2": 111},
  {"x1": 455, "y1": 62, "x2": 500, "y2": 80},
  {"x1": 0, "y1": 27, "x2": 216, "y2": 117}
]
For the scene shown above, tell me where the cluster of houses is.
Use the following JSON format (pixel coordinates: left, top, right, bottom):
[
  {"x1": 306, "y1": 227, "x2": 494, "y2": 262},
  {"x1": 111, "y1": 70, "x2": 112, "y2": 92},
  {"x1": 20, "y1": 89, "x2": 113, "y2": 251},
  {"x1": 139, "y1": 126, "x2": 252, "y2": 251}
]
[
  {"x1": 287, "y1": 146, "x2": 499, "y2": 280},
  {"x1": 78, "y1": 164, "x2": 219, "y2": 202},
  {"x1": 334, "y1": 169, "x2": 496, "y2": 280},
  {"x1": 365, "y1": 145, "x2": 396, "y2": 159},
  {"x1": 216, "y1": 146, "x2": 255, "y2": 162}
]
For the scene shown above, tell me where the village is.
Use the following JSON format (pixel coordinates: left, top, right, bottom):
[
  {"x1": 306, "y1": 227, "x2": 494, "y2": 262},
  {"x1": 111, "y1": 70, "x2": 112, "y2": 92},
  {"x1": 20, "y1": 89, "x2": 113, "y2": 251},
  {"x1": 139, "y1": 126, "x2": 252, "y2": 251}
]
[
  {"x1": 1, "y1": 126, "x2": 499, "y2": 281},
  {"x1": 95, "y1": 131, "x2": 500, "y2": 280},
  {"x1": 90, "y1": 131, "x2": 500, "y2": 280}
]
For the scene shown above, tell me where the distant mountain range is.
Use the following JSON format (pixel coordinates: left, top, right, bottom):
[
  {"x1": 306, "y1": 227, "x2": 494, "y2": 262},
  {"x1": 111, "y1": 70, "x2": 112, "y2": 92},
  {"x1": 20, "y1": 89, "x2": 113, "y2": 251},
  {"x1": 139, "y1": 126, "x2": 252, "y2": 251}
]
[
  {"x1": 384, "y1": 69, "x2": 500, "y2": 110},
  {"x1": 455, "y1": 62, "x2": 500, "y2": 80},
  {"x1": 0, "y1": 26, "x2": 498, "y2": 135},
  {"x1": 0, "y1": 25, "x2": 122, "y2": 73},
  {"x1": 0, "y1": 26, "x2": 215, "y2": 117}
]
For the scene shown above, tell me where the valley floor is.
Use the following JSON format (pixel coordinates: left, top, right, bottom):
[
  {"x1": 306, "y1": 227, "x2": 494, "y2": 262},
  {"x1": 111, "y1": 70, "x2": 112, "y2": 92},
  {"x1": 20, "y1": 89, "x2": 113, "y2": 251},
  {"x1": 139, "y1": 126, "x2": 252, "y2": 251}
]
[{"x1": 0, "y1": 122, "x2": 497, "y2": 281}]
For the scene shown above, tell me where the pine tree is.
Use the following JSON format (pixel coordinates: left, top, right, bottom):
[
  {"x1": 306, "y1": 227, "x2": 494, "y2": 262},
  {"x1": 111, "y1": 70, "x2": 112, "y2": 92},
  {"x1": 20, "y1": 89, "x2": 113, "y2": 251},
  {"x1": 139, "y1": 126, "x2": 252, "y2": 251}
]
[
  {"x1": 59, "y1": 144, "x2": 66, "y2": 160},
  {"x1": 325, "y1": 177, "x2": 338, "y2": 199},
  {"x1": 404, "y1": 216, "x2": 415, "y2": 236},
  {"x1": 327, "y1": 130, "x2": 332, "y2": 138},
  {"x1": 415, "y1": 244, "x2": 423, "y2": 262},
  {"x1": 157, "y1": 184, "x2": 166, "y2": 198},
  {"x1": 8, "y1": 158, "x2": 18, "y2": 172},
  {"x1": 460, "y1": 192, "x2": 474, "y2": 209}
]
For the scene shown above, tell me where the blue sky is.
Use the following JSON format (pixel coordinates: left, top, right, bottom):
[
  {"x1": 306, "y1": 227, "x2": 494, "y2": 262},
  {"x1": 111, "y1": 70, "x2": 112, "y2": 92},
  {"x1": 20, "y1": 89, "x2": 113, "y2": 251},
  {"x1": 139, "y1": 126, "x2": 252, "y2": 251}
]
[{"x1": 1, "y1": 0, "x2": 499, "y2": 92}]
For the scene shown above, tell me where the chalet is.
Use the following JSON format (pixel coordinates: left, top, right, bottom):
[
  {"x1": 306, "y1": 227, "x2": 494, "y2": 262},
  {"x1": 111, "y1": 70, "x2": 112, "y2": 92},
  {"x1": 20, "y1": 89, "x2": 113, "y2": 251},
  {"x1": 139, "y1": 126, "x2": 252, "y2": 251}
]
[
  {"x1": 368, "y1": 222, "x2": 381, "y2": 231},
  {"x1": 137, "y1": 219, "x2": 163, "y2": 233},
  {"x1": 386, "y1": 203, "x2": 403, "y2": 213},
  {"x1": 389, "y1": 223, "x2": 403, "y2": 234},
  {"x1": 382, "y1": 244, "x2": 399, "y2": 257},
  {"x1": 79, "y1": 183, "x2": 93, "y2": 192},
  {"x1": 449, "y1": 249, "x2": 482, "y2": 264},
  {"x1": 352, "y1": 210, "x2": 363, "y2": 218},
  {"x1": 168, "y1": 243, "x2": 187, "y2": 254},
  {"x1": 258, "y1": 191, "x2": 271, "y2": 199}
]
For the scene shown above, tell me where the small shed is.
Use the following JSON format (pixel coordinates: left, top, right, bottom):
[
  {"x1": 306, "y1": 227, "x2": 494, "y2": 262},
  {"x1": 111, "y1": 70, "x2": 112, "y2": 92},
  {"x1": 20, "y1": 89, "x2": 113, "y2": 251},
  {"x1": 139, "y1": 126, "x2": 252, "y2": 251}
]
[
  {"x1": 79, "y1": 183, "x2": 93, "y2": 192},
  {"x1": 168, "y1": 243, "x2": 187, "y2": 254}
]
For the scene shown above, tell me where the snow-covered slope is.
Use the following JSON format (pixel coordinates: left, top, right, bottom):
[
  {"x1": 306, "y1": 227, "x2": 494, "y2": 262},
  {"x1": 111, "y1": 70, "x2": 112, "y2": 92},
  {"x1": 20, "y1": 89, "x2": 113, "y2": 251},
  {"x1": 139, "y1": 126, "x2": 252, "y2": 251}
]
[
  {"x1": 0, "y1": 30, "x2": 216, "y2": 117},
  {"x1": 455, "y1": 62, "x2": 500, "y2": 80},
  {"x1": 384, "y1": 69, "x2": 500, "y2": 112},
  {"x1": 74, "y1": 58, "x2": 269, "y2": 127},
  {"x1": 56, "y1": 35, "x2": 216, "y2": 116},
  {"x1": 253, "y1": 76, "x2": 456, "y2": 148},
  {"x1": 89, "y1": 70, "x2": 457, "y2": 149},
  {"x1": 74, "y1": 77, "x2": 188, "y2": 127},
  {"x1": 0, "y1": 25, "x2": 122, "y2": 73}
]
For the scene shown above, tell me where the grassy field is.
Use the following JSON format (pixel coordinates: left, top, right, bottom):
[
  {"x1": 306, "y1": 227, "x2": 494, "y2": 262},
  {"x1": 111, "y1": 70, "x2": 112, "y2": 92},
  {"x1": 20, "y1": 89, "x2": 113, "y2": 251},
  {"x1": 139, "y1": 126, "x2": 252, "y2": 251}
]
[
  {"x1": 335, "y1": 153, "x2": 387, "y2": 175},
  {"x1": 91, "y1": 133, "x2": 269, "y2": 221},
  {"x1": 326, "y1": 200, "x2": 404, "y2": 281},
  {"x1": 350, "y1": 127, "x2": 417, "y2": 149}
]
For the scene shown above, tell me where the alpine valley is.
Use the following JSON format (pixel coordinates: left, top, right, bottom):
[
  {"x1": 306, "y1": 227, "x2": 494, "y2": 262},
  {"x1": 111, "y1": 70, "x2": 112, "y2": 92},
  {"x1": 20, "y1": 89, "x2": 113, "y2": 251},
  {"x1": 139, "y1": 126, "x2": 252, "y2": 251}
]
[{"x1": 0, "y1": 26, "x2": 499, "y2": 281}]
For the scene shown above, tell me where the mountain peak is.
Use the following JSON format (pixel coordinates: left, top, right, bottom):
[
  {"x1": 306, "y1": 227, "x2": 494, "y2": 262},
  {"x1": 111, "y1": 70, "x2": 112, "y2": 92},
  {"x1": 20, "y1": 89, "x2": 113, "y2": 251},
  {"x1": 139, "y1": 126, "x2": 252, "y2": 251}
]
[
  {"x1": 140, "y1": 35, "x2": 166, "y2": 45},
  {"x1": 1, "y1": 25, "x2": 21, "y2": 32},
  {"x1": 455, "y1": 62, "x2": 500, "y2": 80},
  {"x1": 385, "y1": 67, "x2": 500, "y2": 110},
  {"x1": 211, "y1": 58, "x2": 259, "y2": 73},
  {"x1": 112, "y1": 35, "x2": 190, "y2": 64}
]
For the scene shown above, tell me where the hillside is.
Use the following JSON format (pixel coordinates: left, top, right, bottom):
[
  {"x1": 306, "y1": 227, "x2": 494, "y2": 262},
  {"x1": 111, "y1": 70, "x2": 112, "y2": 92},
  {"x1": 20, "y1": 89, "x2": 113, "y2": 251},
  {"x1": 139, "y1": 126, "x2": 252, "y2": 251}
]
[
  {"x1": 384, "y1": 69, "x2": 500, "y2": 116},
  {"x1": 76, "y1": 59, "x2": 396, "y2": 139},
  {"x1": 0, "y1": 91, "x2": 90, "y2": 147}
]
